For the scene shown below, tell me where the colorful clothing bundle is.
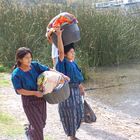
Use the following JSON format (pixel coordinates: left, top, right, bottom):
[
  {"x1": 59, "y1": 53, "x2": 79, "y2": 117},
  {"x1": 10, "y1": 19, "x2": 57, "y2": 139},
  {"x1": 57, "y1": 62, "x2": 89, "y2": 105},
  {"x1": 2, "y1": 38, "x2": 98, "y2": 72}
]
[
  {"x1": 47, "y1": 12, "x2": 78, "y2": 34},
  {"x1": 37, "y1": 71, "x2": 63, "y2": 95}
]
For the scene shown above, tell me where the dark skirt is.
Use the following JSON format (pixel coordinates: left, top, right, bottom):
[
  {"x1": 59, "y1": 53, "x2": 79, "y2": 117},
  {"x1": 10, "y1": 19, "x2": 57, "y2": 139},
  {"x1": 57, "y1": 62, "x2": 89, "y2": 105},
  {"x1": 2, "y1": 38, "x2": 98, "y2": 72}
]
[
  {"x1": 22, "y1": 96, "x2": 47, "y2": 140},
  {"x1": 58, "y1": 83, "x2": 84, "y2": 136}
]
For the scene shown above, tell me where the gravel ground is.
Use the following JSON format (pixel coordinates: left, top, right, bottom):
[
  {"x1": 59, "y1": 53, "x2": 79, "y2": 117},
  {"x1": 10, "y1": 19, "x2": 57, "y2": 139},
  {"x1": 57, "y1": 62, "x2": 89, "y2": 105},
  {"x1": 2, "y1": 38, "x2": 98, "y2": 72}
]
[{"x1": 0, "y1": 86, "x2": 140, "y2": 140}]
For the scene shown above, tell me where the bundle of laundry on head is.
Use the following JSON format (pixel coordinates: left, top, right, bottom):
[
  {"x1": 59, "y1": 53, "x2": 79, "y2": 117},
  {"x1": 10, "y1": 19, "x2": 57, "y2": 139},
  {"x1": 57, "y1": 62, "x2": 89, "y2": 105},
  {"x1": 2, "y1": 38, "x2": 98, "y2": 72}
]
[
  {"x1": 46, "y1": 12, "x2": 80, "y2": 46},
  {"x1": 47, "y1": 12, "x2": 78, "y2": 31},
  {"x1": 37, "y1": 71, "x2": 65, "y2": 95}
]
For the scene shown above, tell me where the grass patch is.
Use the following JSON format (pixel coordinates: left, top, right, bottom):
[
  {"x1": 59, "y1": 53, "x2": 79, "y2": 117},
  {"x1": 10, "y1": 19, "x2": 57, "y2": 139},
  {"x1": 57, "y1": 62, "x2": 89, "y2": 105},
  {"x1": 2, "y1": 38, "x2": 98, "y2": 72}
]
[
  {"x1": 0, "y1": 112, "x2": 24, "y2": 137},
  {"x1": 0, "y1": 73, "x2": 11, "y2": 87},
  {"x1": 0, "y1": 65, "x2": 6, "y2": 72},
  {"x1": 0, "y1": 112, "x2": 54, "y2": 139},
  {"x1": 0, "y1": 64, "x2": 9, "y2": 72},
  {"x1": 45, "y1": 136, "x2": 54, "y2": 140}
]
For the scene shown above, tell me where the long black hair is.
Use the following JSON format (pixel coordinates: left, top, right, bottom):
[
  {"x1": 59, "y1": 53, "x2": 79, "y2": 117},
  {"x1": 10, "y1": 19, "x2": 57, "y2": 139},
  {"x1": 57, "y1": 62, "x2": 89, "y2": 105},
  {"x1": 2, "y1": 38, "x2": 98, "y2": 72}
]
[{"x1": 13, "y1": 47, "x2": 32, "y2": 69}]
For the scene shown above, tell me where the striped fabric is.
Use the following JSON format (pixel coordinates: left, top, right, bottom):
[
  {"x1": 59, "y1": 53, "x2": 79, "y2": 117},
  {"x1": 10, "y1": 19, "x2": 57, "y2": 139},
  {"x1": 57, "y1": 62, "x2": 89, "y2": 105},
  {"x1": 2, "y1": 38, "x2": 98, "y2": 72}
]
[
  {"x1": 58, "y1": 84, "x2": 84, "y2": 136},
  {"x1": 22, "y1": 96, "x2": 47, "y2": 140}
]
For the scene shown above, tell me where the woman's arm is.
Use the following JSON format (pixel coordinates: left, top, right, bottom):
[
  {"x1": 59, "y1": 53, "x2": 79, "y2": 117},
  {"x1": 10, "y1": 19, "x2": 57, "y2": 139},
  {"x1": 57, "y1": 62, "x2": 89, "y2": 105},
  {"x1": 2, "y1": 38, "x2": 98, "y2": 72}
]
[
  {"x1": 47, "y1": 27, "x2": 64, "y2": 61},
  {"x1": 79, "y1": 84, "x2": 86, "y2": 96},
  {"x1": 46, "y1": 28, "x2": 55, "y2": 44},
  {"x1": 16, "y1": 89, "x2": 43, "y2": 98},
  {"x1": 55, "y1": 27, "x2": 64, "y2": 61},
  {"x1": 49, "y1": 68, "x2": 70, "y2": 82}
]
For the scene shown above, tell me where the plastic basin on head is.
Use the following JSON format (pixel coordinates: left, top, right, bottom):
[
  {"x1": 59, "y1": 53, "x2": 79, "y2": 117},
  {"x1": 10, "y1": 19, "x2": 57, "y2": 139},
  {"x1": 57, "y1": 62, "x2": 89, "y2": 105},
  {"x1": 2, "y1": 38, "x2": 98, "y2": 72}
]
[{"x1": 52, "y1": 23, "x2": 80, "y2": 47}]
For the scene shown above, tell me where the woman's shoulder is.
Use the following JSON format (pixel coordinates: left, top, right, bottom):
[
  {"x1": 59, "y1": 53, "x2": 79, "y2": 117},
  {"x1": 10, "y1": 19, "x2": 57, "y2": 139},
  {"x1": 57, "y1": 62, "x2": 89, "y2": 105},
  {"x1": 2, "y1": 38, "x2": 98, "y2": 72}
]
[
  {"x1": 31, "y1": 61, "x2": 41, "y2": 69},
  {"x1": 31, "y1": 61, "x2": 39, "y2": 66},
  {"x1": 31, "y1": 60, "x2": 47, "y2": 66},
  {"x1": 11, "y1": 68, "x2": 21, "y2": 78},
  {"x1": 31, "y1": 61, "x2": 49, "y2": 72}
]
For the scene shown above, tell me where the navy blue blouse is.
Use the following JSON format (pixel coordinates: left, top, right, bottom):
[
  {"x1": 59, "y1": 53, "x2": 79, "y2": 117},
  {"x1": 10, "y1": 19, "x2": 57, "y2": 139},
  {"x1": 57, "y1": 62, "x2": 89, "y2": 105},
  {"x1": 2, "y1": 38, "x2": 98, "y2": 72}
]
[
  {"x1": 11, "y1": 61, "x2": 49, "y2": 93},
  {"x1": 56, "y1": 58, "x2": 84, "y2": 84}
]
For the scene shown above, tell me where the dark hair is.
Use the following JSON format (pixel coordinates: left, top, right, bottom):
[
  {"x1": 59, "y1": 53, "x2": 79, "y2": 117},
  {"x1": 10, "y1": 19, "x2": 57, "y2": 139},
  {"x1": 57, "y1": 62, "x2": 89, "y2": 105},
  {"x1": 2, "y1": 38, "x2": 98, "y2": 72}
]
[
  {"x1": 64, "y1": 43, "x2": 75, "y2": 54},
  {"x1": 13, "y1": 47, "x2": 32, "y2": 69}
]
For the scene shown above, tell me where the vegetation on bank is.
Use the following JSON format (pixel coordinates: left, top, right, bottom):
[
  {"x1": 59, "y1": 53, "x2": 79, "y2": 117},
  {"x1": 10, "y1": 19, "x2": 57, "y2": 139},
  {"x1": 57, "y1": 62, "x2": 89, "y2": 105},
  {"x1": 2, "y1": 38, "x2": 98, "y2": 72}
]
[{"x1": 0, "y1": 0, "x2": 139, "y2": 78}]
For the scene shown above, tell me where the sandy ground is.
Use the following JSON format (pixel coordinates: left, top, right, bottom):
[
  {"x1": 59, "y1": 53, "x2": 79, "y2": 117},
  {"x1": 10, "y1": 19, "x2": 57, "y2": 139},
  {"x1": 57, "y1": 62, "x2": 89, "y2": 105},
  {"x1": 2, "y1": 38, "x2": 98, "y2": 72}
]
[{"x1": 0, "y1": 85, "x2": 140, "y2": 140}]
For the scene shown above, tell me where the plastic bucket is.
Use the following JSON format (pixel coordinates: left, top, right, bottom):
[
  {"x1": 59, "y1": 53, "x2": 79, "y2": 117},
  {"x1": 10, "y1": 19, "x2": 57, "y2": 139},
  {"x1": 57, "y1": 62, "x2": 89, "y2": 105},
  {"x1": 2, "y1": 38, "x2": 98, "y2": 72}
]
[
  {"x1": 43, "y1": 81, "x2": 70, "y2": 104},
  {"x1": 52, "y1": 23, "x2": 80, "y2": 47}
]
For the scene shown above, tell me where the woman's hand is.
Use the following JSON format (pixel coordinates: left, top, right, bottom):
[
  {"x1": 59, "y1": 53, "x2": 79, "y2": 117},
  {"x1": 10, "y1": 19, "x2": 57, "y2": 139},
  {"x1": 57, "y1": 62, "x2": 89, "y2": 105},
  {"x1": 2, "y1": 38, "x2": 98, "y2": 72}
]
[
  {"x1": 62, "y1": 75, "x2": 70, "y2": 82},
  {"x1": 79, "y1": 84, "x2": 86, "y2": 96},
  {"x1": 16, "y1": 89, "x2": 43, "y2": 97},
  {"x1": 59, "y1": 75, "x2": 70, "y2": 84},
  {"x1": 50, "y1": 69, "x2": 70, "y2": 82},
  {"x1": 46, "y1": 31, "x2": 53, "y2": 44},
  {"x1": 46, "y1": 27, "x2": 63, "y2": 44},
  {"x1": 34, "y1": 91, "x2": 43, "y2": 98},
  {"x1": 54, "y1": 27, "x2": 63, "y2": 37}
]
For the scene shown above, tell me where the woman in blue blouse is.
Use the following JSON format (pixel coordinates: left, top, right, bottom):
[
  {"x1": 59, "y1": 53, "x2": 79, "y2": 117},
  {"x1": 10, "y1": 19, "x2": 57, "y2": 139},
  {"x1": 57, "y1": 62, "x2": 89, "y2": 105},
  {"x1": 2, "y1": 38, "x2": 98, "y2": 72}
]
[
  {"x1": 54, "y1": 28, "x2": 85, "y2": 140},
  {"x1": 11, "y1": 47, "x2": 68, "y2": 140}
]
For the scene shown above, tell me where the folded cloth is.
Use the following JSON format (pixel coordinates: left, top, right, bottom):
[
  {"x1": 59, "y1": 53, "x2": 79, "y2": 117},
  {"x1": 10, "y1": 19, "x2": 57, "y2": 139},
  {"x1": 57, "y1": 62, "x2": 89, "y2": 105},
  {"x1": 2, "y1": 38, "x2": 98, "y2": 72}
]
[
  {"x1": 47, "y1": 12, "x2": 78, "y2": 36},
  {"x1": 37, "y1": 71, "x2": 64, "y2": 95}
]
